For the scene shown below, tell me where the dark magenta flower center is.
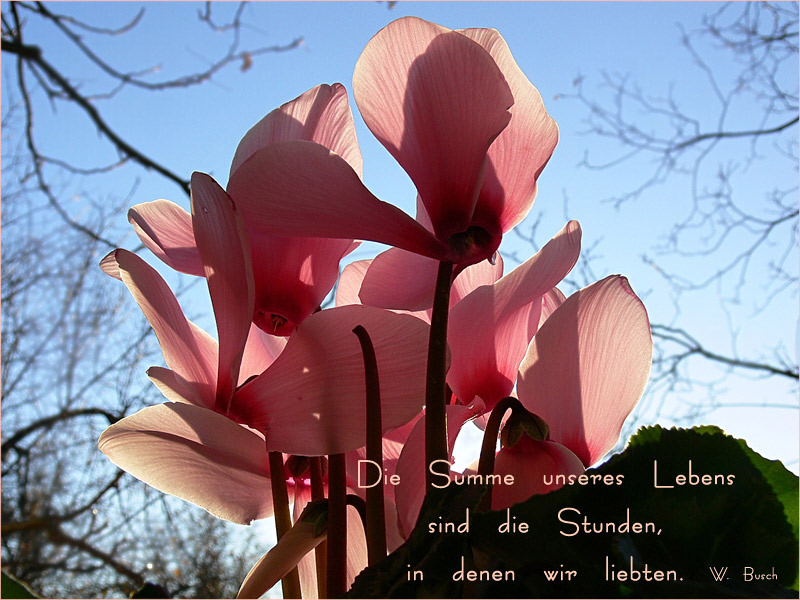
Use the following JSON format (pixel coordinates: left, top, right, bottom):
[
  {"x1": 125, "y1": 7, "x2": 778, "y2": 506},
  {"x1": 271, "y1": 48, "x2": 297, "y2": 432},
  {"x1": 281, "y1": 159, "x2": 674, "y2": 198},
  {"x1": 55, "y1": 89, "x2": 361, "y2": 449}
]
[{"x1": 446, "y1": 225, "x2": 499, "y2": 266}]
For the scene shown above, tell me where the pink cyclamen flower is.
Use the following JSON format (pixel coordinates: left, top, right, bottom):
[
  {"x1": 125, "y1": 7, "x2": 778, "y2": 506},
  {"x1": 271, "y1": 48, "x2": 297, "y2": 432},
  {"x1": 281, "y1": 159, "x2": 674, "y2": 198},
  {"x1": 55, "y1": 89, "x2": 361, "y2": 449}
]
[
  {"x1": 341, "y1": 220, "x2": 582, "y2": 414},
  {"x1": 491, "y1": 275, "x2": 653, "y2": 509},
  {"x1": 99, "y1": 174, "x2": 433, "y2": 523},
  {"x1": 126, "y1": 84, "x2": 362, "y2": 335},
  {"x1": 226, "y1": 17, "x2": 558, "y2": 270},
  {"x1": 356, "y1": 266, "x2": 651, "y2": 532},
  {"x1": 337, "y1": 221, "x2": 582, "y2": 535}
]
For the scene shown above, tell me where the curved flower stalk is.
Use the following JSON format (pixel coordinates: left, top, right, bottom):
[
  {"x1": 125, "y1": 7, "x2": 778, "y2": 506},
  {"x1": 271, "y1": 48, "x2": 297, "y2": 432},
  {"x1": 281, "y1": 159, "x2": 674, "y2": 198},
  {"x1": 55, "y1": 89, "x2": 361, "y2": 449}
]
[
  {"x1": 125, "y1": 83, "x2": 362, "y2": 335},
  {"x1": 226, "y1": 17, "x2": 558, "y2": 270}
]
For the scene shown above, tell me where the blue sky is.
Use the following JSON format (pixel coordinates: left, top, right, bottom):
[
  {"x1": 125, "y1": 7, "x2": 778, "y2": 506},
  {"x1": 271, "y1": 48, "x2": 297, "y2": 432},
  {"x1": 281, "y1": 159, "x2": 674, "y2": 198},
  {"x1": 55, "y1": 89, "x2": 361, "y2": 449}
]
[{"x1": 3, "y1": 1, "x2": 797, "y2": 471}]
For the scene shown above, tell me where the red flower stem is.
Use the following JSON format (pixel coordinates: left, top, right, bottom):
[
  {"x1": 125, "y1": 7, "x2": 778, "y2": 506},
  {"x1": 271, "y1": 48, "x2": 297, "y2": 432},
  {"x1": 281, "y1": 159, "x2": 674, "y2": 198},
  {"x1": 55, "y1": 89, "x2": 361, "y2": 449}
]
[
  {"x1": 309, "y1": 457, "x2": 327, "y2": 599},
  {"x1": 352, "y1": 325, "x2": 387, "y2": 565},
  {"x1": 476, "y1": 397, "x2": 519, "y2": 511},
  {"x1": 326, "y1": 453, "x2": 347, "y2": 598},
  {"x1": 267, "y1": 450, "x2": 302, "y2": 599},
  {"x1": 425, "y1": 261, "x2": 454, "y2": 492}
]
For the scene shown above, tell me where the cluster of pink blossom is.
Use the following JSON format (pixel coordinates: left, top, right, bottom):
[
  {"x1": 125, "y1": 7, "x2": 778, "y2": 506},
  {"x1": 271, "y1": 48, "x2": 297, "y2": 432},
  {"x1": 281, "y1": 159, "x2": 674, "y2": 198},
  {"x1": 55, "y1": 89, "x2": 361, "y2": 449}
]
[{"x1": 98, "y1": 17, "x2": 652, "y2": 599}]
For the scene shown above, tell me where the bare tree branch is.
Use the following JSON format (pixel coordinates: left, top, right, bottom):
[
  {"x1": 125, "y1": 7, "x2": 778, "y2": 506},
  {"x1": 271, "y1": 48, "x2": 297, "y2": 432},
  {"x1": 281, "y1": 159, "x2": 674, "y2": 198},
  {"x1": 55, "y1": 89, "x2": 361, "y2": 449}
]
[
  {"x1": 2, "y1": 409, "x2": 121, "y2": 459},
  {"x1": 2, "y1": 36, "x2": 192, "y2": 195},
  {"x1": 652, "y1": 324, "x2": 799, "y2": 380},
  {"x1": 672, "y1": 115, "x2": 798, "y2": 150}
]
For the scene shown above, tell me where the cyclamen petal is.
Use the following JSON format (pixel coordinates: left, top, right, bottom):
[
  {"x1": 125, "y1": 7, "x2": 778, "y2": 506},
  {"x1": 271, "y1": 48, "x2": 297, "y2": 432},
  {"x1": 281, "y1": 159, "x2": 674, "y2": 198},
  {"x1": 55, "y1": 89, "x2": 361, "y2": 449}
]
[
  {"x1": 99, "y1": 250, "x2": 122, "y2": 280},
  {"x1": 128, "y1": 200, "x2": 205, "y2": 277},
  {"x1": 291, "y1": 482, "x2": 321, "y2": 599},
  {"x1": 113, "y1": 249, "x2": 217, "y2": 409},
  {"x1": 227, "y1": 84, "x2": 364, "y2": 335},
  {"x1": 190, "y1": 172, "x2": 254, "y2": 409},
  {"x1": 358, "y1": 248, "x2": 441, "y2": 311},
  {"x1": 517, "y1": 275, "x2": 652, "y2": 467},
  {"x1": 226, "y1": 19, "x2": 560, "y2": 269},
  {"x1": 491, "y1": 438, "x2": 584, "y2": 510},
  {"x1": 249, "y1": 234, "x2": 356, "y2": 335},
  {"x1": 227, "y1": 141, "x2": 450, "y2": 261},
  {"x1": 539, "y1": 286, "x2": 566, "y2": 327},
  {"x1": 238, "y1": 324, "x2": 287, "y2": 384},
  {"x1": 450, "y1": 254, "x2": 504, "y2": 306},
  {"x1": 358, "y1": 249, "x2": 504, "y2": 312},
  {"x1": 146, "y1": 367, "x2": 202, "y2": 407},
  {"x1": 353, "y1": 17, "x2": 513, "y2": 242},
  {"x1": 98, "y1": 404, "x2": 272, "y2": 525},
  {"x1": 447, "y1": 221, "x2": 582, "y2": 407},
  {"x1": 336, "y1": 260, "x2": 372, "y2": 307},
  {"x1": 230, "y1": 82, "x2": 363, "y2": 179},
  {"x1": 231, "y1": 305, "x2": 434, "y2": 456},
  {"x1": 237, "y1": 504, "x2": 366, "y2": 599},
  {"x1": 459, "y1": 28, "x2": 559, "y2": 232},
  {"x1": 238, "y1": 516, "x2": 323, "y2": 599}
]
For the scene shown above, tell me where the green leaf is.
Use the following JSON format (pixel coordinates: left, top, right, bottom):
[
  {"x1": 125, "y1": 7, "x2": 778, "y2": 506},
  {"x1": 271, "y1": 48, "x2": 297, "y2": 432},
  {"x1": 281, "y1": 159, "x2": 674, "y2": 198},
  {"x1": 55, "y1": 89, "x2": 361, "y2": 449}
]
[
  {"x1": 349, "y1": 426, "x2": 798, "y2": 598},
  {"x1": 1, "y1": 572, "x2": 39, "y2": 599}
]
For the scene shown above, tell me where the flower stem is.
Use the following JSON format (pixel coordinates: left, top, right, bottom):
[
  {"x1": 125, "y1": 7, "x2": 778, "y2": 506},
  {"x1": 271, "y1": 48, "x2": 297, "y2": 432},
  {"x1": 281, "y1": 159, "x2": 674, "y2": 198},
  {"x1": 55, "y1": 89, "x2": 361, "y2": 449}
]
[
  {"x1": 476, "y1": 397, "x2": 519, "y2": 511},
  {"x1": 425, "y1": 261, "x2": 454, "y2": 492},
  {"x1": 309, "y1": 457, "x2": 327, "y2": 599},
  {"x1": 353, "y1": 325, "x2": 387, "y2": 566},
  {"x1": 326, "y1": 453, "x2": 347, "y2": 598},
  {"x1": 267, "y1": 450, "x2": 302, "y2": 599}
]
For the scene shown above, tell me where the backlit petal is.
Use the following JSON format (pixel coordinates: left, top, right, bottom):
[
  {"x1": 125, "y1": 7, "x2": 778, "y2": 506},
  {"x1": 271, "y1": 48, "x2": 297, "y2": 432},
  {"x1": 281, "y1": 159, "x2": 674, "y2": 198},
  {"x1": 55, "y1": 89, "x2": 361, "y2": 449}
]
[
  {"x1": 238, "y1": 509, "x2": 324, "y2": 599},
  {"x1": 227, "y1": 141, "x2": 449, "y2": 260},
  {"x1": 450, "y1": 254, "x2": 504, "y2": 306},
  {"x1": 114, "y1": 250, "x2": 217, "y2": 408},
  {"x1": 447, "y1": 221, "x2": 581, "y2": 407},
  {"x1": 345, "y1": 505, "x2": 369, "y2": 589},
  {"x1": 359, "y1": 248, "x2": 440, "y2": 311},
  {"x1": 492, "y1": 438, "x2": 584, "y2": 510},
  {"x1": 191, "y1": 173, "x2": 254, "y2": 408},
  {"x1": 232, "y1": 306, "x2": 432, "y2": 455},
  {"x1": 250, "y1": 235, "x2": 355, "y2": 335},
  {"x1": 460, "y1": 28, "x2": 559, "y2": 232},
  {"x1": 99, "y1": 250, "x2": 121, "y2": 279},
  {"x1": 336, "y1": 260, "x2": 371, "y2": 307},
  {"x1": 146, "y1": 366, "x2": 203, "y2": 407},
  {"x1": 230, "y1": 83, "x2": 362, "y2": 180},
  {"x1": 517, "y1": 275, "x2": 652, "y2": 467},
  {"x1": 353, "y1": 17, "x2": 513, "y2": 240},
  {"x1": 356, "y1": 249, "x2": 504, "y2": 314},
  {"x1": 239, "y1": 324, "x2": 287, "y2": 384},
  {"x1": 539, "y1": 286, "x2": 566, "y2": 327},
  {"x1": 291, "y1": 481, "x2": 320, "y2": 600},
  {"x1": 128, "y1": 200, "x2": 205, "y2": 276},
  {"x1": 98, "y1": 404, "x2": 271, "y2": 525}
]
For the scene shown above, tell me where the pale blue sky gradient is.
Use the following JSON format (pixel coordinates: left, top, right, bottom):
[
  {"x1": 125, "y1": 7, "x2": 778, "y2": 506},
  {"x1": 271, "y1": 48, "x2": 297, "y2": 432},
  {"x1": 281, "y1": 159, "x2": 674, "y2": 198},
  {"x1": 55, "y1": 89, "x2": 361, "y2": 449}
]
[{"x1": 3, "y1": 2, "x2": 797, "y2": 469}]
